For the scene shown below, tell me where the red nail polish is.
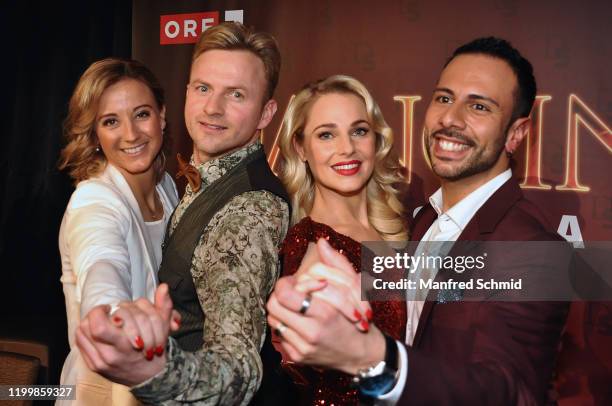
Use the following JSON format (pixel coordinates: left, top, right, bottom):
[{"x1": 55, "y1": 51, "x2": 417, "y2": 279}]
[
  {"x1": 145, "y1": 348, "x2": 154, "y2": 360},
  {"x1": 360, "y1": 320, "x2": 369, "y2": 332},
  {"x1": 112, "y1": 316, "x2": 122, "y2": 324},
  {"x1": 134, "y1": 336, "x2": 144, "y2": 350},
  {"x1": 174, "y1": 317, "x2": 181, "y2": 327},
  {"x1": 365, "y1": 309, "x2": 373, "y2": 322},
  {"x1": 353, "y1": 309, "x2": 362, "y2": 321},
  {"x1": 155, "y1": 345, "x2": 164, "y2": 356}
]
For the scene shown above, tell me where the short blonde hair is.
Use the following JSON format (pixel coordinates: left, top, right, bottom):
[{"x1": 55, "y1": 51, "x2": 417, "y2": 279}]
[
  {"x1": 192, "y1": 22, "x2": 280, "y2": 101},
  {"x1": 59, "y1": 58, "x2": 167, "y2": 184},
  {"x1": 279, "y1": 75, "x2": 407, "y2": 241}
]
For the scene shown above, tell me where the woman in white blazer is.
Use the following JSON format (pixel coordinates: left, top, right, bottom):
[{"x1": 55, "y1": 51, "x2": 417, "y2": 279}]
[{"x1": 57, "y1": 59, "x2": 178, "y2": 405}]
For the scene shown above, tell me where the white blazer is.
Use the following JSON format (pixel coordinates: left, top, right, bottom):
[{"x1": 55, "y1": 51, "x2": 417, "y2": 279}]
[{"x1": 58, "y1": 164, "x2": 178, "y2": 405}]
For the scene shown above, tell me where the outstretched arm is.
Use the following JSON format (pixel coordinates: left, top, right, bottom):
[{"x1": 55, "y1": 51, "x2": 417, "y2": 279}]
[{"x1": 132, "y1": 191, "x2": 289, "y2": 405}]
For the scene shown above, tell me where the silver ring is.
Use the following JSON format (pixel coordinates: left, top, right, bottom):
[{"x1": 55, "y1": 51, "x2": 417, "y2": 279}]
[
  {"x1": 299, "y1": 295, "x2": 312, "y2": 315},
  {"x1": 274, "y1": 321, "x2": 287, "y2": 337}
]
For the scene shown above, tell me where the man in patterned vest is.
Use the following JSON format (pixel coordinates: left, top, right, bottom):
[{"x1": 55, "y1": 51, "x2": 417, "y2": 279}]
[{"x1": 76, "y1": 22, "x2": 292, "y2": 405}]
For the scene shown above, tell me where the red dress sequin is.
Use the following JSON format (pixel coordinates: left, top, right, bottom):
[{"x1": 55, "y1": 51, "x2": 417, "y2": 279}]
[{"x1": 278, "y1": 217, "x2": 407, "y2": 406}]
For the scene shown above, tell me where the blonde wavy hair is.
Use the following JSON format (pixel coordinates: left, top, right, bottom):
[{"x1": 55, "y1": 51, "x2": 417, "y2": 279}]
[
  {"x1": 279, "y1": 75, "x2": 407, "y2": 241},
  {"x1": 59, "y1": 58, "x2": 168, "y2": 184}
]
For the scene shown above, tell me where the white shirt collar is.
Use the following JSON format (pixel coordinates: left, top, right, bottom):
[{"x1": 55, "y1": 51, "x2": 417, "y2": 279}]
[{"x1": 429, "y1": 169, "x2": 512, "y2": 233}]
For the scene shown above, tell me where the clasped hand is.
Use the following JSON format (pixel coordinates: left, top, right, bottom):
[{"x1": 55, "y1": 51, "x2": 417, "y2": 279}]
[
  {"x1": 266, "y1": 239, "x2": 385, "y2": 375},
  {"x1": 76, "y1": 283, "x2": 181, "y2": 387}
]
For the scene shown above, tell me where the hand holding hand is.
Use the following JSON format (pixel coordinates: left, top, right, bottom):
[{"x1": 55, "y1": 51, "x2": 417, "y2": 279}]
[
  {"x1": 296, "y1": 239, "x2": 372, "y2": 328},
  {"x1": 267, "y1": 239, "x2": 384, "y2": 374},
  {"x1": 76, "y1": 283, "x2": 181, "y2": 386}
]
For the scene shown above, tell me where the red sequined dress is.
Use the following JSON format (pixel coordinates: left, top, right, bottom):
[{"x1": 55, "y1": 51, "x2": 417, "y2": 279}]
[{"x1": 278, "y1": 216, "x2": 407, "y2": 406}]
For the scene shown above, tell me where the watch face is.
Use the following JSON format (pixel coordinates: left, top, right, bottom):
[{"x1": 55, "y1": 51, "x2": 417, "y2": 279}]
[{"x1": 359, "y1": 371, "x2": 397, "y2": 398}]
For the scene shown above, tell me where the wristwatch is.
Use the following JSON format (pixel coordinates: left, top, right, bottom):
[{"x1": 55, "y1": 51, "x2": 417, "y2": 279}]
[{"x1": 353, "y1": 333, "x2": 399, "y2": 399}]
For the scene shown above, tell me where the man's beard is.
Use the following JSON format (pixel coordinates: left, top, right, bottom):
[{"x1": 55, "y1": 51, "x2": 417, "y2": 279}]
[{"x1": 425, "y1": 127, "x2": 506, "y2": 182}]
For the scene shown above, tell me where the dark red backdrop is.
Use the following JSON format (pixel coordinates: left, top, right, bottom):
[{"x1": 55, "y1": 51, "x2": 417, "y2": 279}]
[{"x1": 132, "y1": 1, "x2": 611, "y2": 403}]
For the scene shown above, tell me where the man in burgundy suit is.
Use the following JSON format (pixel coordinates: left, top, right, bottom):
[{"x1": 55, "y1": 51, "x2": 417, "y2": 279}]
[{"x1": 267, "y1": 37, "x2": 571, "y2": 405}]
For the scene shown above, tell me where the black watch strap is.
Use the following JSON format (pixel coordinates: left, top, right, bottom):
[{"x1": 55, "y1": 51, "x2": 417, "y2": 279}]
[{"x1": 383, "y1": 333, "x2": 398, "y2": 372}]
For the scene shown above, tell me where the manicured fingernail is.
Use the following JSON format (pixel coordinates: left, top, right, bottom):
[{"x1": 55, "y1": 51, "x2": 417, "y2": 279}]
[
  {"x1": 134, "y1": 336, "x2": 144, "y2": 350},
  {"x1": 360, "y1": 320, "x2": 369, "y2": 332},
  {"x1": 112, "y1": 316, "x2": 123, "y2": 325},
  {"x1": 145, "y1": 348, "x2": 154, "y2": 360},
  {"x1": 353, "y1": 309, "x2": 362, "y2": 321},
  {"x1": 155, "y1": 345, "x2": 164, "y2": 356},
  {"x1": 173, "y1": 317, "x2": 181, "y2": 327},
  {"x1": 365, "y1": 309, "x2": 373, "y2": 322}
]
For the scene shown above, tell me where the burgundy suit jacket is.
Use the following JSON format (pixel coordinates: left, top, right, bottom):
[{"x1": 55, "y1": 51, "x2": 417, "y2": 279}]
[{"x1": 398, "y1": 177, "x2": 570, "y2": 405}]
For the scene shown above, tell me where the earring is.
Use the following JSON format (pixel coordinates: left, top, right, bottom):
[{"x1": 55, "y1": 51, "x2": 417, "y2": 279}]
[{"x1": 95, "y1": 146, "x2": 100, "y2": 152}]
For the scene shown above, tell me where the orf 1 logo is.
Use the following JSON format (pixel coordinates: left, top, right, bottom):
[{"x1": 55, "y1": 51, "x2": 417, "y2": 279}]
[{"x1": 160, "y1": 10, "x2": 243, "y2": 45}]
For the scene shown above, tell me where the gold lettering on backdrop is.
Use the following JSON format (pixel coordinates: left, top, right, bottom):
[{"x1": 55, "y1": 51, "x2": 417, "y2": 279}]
[
  {"x1": 265, "y1": 95, "x2": 295, "y2": 174},
  {"x1": 520, "y1": 95, "x2": 554, "y2": 190},
  {"x1": 265, "y1": 94, "x2": 611, "y2": 191},
  {"x1": 421, "y1": 127, "x2": 430, "y2": 170},
  {"x1": 393, "y1": 96, "x2": 421, "y2": 183},
  {"x1": 556, "y1": 94, "x2": 612, "y2": 192}
]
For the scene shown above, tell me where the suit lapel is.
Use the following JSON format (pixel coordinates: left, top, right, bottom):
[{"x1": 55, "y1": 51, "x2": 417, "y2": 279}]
[
  {"x1": 460, "y1": 177, "x2": 523, "y2": 239},
  {"x1": 411, "y1": 177, "x2": 523, "y2": 347},
  {"x1": 411, "y1": 204, "x2": 437, "y2": 241}
]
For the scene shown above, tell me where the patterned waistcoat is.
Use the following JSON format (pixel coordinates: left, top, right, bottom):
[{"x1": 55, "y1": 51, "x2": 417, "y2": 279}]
[{"x1": 158, "y1": 148, "x2": 289, "y2": 351}]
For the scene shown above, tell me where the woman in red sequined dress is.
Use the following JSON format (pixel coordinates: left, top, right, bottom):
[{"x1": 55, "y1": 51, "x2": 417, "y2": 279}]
[{"x1": 274, "y1": 75, "x2": 408, "y2": 405}]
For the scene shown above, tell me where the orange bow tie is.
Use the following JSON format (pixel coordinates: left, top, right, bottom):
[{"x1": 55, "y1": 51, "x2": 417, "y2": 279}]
[{"x1": 176, "y1": 153, "x2": 202, "y2": 193}]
